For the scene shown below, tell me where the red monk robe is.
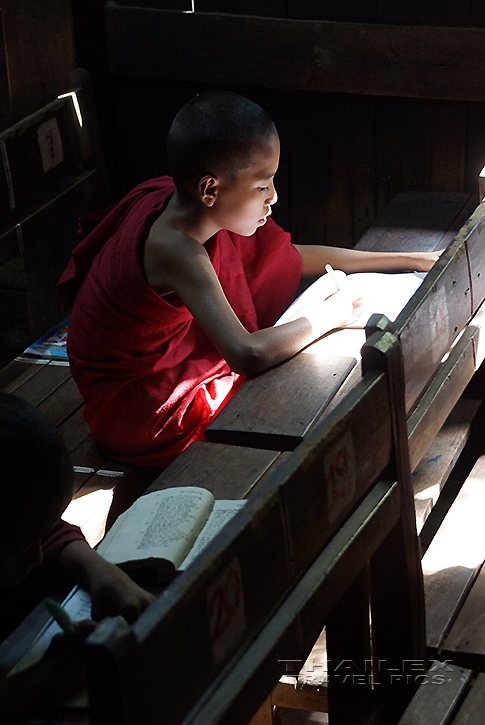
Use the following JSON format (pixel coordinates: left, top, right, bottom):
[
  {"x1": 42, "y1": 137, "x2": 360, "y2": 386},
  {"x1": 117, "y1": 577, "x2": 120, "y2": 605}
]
[{"x1": 58, "y1": 176, "x2": 302, "y2": 468}]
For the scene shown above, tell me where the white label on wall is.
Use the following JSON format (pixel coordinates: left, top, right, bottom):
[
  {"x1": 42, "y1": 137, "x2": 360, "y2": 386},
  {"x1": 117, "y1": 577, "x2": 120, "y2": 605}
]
[
  {"x1": 325, "y1": 430, "x2": 356, "y2": 523},
  {"x1": 37, "y1": 118, "x2": 63, "y2": 172},
  {"x1": 207, "y1": 557, "x2": 246, "y2": 664}
]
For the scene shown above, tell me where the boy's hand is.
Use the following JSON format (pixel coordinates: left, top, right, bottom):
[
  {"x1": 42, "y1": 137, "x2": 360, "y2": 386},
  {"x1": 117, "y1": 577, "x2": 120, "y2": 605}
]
[
  {"x1": 0, "y1": 621, "x2": 96, "y2": 723},
  {"x1": 88, "y1": 561, "x2": 156, "y2": 623},
  {"x1": 305, "y1": 290, "x2": 363, "y2": 340},
  {"x1": 404, "y1": 250, "x2": 443, "y2": 272},
  {"x1": 40, "y1": 620, "x2": 96, "y2": 698},
  {"x1": 59, "y1": 539, "x2": 155, "y2": 624}
]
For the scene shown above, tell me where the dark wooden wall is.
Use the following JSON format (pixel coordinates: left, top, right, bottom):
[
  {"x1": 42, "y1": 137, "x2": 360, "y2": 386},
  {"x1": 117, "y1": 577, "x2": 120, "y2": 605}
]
[
  {"x1": 2, "y1": 1, "x2": 485, "y2": 364},
  {"x1": 72, "y1": 1, "x2": 485, "y2": 250}
]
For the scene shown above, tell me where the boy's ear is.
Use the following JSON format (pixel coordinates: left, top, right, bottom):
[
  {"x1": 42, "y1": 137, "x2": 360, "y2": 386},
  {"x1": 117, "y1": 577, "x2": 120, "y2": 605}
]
[{"x1": 199, "y1": 176, "x2": 219, "y2": 207}]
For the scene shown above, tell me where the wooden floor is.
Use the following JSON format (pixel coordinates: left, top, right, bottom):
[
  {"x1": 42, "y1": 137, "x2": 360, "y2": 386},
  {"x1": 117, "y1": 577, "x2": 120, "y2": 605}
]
[{"x1": 275, "y1": 709, "x2": 328, "y2": 724}]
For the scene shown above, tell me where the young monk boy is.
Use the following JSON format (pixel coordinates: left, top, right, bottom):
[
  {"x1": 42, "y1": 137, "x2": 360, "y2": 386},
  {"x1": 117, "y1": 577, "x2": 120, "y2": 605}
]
[
  {"x1": 0, "y1": 392, "x2": 154, "y2": 721},
  {"x1": 58, "y1": 90, "x2": 440, "y2": 469}
]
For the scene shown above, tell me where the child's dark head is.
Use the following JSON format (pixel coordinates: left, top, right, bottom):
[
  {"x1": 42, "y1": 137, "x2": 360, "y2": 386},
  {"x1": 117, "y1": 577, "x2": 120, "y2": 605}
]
[
  {"x1": 167, "y1": 90, "x2": 278, "y2": 199},
  {"x1": 0, "y1": 393, "x2": 74, "y2": 586}
]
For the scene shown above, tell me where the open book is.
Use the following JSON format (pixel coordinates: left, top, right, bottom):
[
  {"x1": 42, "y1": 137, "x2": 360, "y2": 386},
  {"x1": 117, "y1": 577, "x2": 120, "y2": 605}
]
[
  {"x1": 7, "y1": 488, "x2": 243, "y2": 690},
  {"x1": 275, "y1": 269, "x2": 425, "y2": 328},
  {"x1": 96, "y1": 487, "x2": 246, "y2": 584}
]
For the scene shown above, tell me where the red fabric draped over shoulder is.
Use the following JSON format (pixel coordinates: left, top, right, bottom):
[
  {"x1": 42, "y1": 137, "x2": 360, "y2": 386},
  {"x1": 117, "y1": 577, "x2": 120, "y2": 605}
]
[{"x1": 58, "y1": 176, "x2": 302, "y2": 467}]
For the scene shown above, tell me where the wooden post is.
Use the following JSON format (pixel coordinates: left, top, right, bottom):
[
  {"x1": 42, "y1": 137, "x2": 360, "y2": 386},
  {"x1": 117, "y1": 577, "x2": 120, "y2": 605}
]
[{"x1": 361, "y1": 331, "x2": 427, "y2": 715}]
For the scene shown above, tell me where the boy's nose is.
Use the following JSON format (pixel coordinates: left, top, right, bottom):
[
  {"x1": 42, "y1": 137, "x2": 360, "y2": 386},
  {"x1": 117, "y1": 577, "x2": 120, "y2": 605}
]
[{"x1": 268, "y1": 184, "x2": 277, "y2": 206}]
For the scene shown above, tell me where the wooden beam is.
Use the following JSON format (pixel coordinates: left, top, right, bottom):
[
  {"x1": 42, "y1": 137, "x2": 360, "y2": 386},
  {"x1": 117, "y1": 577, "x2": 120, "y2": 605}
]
[{"x1": 105, "y1": 8, "x2": 485, "y2": 102}]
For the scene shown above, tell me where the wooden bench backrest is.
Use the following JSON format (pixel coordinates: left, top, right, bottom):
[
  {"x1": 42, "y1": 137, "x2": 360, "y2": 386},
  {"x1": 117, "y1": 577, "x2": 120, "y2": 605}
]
[
  {"x1": 0, "y1": 69, "x2": 99, "y2": 263},
  {"x1": 0, "y1": 68, "x2": 106, "y2": 353},
  {"x1": 394, "y1": 200, "x2": 485, "y2": 413},
  {"x1": 85, "y1": 330, "x2": 424, "y2": 724},
  {"x1": 205, "y1": 197, "x2": 485, "y2": 457}
]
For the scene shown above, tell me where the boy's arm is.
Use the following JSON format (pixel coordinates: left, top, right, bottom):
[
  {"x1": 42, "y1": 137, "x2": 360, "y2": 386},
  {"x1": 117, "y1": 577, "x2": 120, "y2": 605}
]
[
  {"x1": 293, "y1": 244, "x2": 441, "y2": 278},
  {"x1": 59, "y1": 539, "x2": 155, "y2": 622},
  {"x1": 147, "y1": 234, "x2": 356, "y2": 376}
]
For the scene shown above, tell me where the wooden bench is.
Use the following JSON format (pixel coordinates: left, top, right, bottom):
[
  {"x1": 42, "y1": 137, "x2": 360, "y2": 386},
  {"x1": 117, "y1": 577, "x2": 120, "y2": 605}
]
[
  {"x1": 0, "y1": 67, "x2": 107, "y2": 364},
  {"x1": 80, "y1": 190, "x2": 485, "y2": 725},
  {"x1": 2, "y1": 190, "x2": 485, "y2": 723},
  {"x1": 397, "y1": 661, "x2": 485, "y2": 725},
  {"x1": 85, "y1": 326, "x2": 425, "y2": 725}
]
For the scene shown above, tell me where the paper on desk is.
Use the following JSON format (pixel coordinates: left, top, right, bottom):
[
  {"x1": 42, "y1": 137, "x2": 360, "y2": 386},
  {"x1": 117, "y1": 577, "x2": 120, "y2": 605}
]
[
  {"x1": 276, "y1": 270, "x2": 425, "y2": 327},
  {"x1": 8, "y1": 587, "x2": 92, "y2": 676}
]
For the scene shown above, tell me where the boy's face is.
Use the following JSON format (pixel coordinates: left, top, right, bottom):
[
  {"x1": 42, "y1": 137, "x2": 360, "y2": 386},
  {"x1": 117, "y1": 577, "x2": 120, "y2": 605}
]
[
  {"x1": 0, "y1": 488, "x2": 71, "y2": 587},
  {"x1": 211, "y1": 134, "x2": 280, "y2": 237}
]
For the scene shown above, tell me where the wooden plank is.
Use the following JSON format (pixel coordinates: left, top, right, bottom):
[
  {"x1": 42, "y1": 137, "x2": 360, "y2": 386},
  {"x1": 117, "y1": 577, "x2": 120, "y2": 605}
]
[
  {"x1": 86, "y1": 351, "x2": 398, "y2": 725},
  {"x1": 0, "y1": 228, "x2": 19, "y2": 267},
  {"x1": 377, "y1": 3, "x2": 470, "y2": 26},
  {"x1": 441, "y1": 545, "x2": 485, "y2": 669},
  {"x1": 205, "y1": 355, "x2": 355, "y2": 450},
  {"x1": 326, "y1": 569, "x2": 372, "y2": 723},
  {"x1": 362, "y1": 330, "x2": 427, "y2": 690},
  {"x1": 354, "y1": 192, "x2": 473, "y2": 254},
  {"x1": 0, "y1": 10, "x2": 10, "y2": 129},
  {"x1": 460, "y1": 201, "x2": 485, "y2": 315},
  {"x1": 125, "y1": 486, "x2": 291, "y2": 725},
  {"x1": 411, "y1": 398, "x2": 481, "y2": 532},
  {"x1": 280, "y1": 372, "x2": 392, "y2": 574},
  {"x1": 288, "y1": 92, "x2": 376, "y2": 249},
  {"x1": 1, "y1": 0, "x2": 75, "y2": 122},
  {"x1": 56, "y1": 404, "x2": 93, "y2": 453},
  {"x1": 0, "y1": 96, "x2": 83, "y2": 217},
  {"x1": 407, "y1": 327, "x2": 478, "y2": 471},
  {"x1": 0, "y1": 356, "x2": 50, "y2": 393},
  {"x1": 453, "y1": 672, "x2": 485, "y2": 725},
  {"x1": 248, "y1": 696, "x2": 273, "y2": 725},
  {"x1": 422, "y1": 454, "x2": 485, "y2": 652},
  {"x1": 0, "y1": 169, "x2": 99, "y2": 249},
  {"x1": 197, "y1": 0, "x2": 285, "y2": 15},
  {"x1": 374, "y1": 99, "x2": 467, "y2": 211},
  {"x1": 5, "y1": 361, "x2": 72, "y2": 407},
  {"x1": 287, "y1": 1, "x2": 375, "y2": 22},
  {"x1": 105, "y1": 8, "x2": 485, "y2": 102},
  {"x1": 396, "y1": 661, "x2": 473, "y2": 725},
  {"x1": 395, "y1": 231, "x2": 473, "y2": 412},
  {"x1": 182, "y1": 481, "x2": 400, "y2": 725},
  {"x1": 35, "y1": 375, "x2": 83, "y2": 427},
  {"x1": 145, "y1": 440, "x2": 282, "y2": 500}
]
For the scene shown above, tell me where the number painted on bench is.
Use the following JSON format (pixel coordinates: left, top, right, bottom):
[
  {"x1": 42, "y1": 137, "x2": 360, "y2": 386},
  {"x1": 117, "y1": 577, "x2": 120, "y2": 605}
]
[
  {"x1": 325, "y1": 431, "x2": 356, "y2": 523},
  {"x1": 207, "y1": 557, "x2": 246, "y2": 664}
]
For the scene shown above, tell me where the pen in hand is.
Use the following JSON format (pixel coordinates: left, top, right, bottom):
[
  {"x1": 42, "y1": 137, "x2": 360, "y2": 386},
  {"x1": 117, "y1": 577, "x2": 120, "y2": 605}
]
[
  {"x1": 44, "y1": 597, "x2": 76, "y2": 633},
  {"x1": 325, "y1": 264, "x2": 341, "y2": 292}
]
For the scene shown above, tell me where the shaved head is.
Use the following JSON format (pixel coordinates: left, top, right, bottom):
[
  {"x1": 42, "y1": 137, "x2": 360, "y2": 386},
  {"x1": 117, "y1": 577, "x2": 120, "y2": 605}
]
[{"x1": 167, "y1": 90, "x2": 278, "y2": 198}]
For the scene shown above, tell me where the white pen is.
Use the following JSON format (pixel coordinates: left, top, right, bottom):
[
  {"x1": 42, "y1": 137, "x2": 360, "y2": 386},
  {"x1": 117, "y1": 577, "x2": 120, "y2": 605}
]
[{"x1": 325, "y1": 264, "x2": 341, "y2": 292}]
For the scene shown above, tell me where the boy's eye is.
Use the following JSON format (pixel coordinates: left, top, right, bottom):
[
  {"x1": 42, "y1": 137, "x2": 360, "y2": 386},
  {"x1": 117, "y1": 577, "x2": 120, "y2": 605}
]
[{"x1": 258, "y1": 186, "x2": 269, "y2": 192}]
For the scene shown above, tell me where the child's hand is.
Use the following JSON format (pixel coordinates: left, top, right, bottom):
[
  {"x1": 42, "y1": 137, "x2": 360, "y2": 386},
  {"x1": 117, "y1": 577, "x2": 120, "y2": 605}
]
[
  {"x1": 0, "y1": 621, "x2": 96, "y2": 723},
  {"x1": 59, "y1": 540, "x2": 155, "y2": 625},
  {"x1": 88, "y1": 561, "x2": 156, "y2": 623},
  {"x1": 41, "y1": 620, "x2": 96, "y2": 698},
  {"x1": 305, "y1": 290, "x2": 362, "y2": 340},
  {"x1": 402, "y1": 250, "x2": 443, "y2": 272}
]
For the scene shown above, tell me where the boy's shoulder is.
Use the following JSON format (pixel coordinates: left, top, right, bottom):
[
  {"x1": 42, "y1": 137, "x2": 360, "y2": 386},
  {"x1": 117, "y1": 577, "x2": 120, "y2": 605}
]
[{"x1": 143, "y1": 217, "x2": 209, "y2": 295}]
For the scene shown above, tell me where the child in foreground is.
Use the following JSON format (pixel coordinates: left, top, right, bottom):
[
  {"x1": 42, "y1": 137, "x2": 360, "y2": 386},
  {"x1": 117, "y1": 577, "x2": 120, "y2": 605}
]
[
  {"x1": 59, "y1": 90, "x2": 440, "y2": 469},
  {"x1": 0, "y1": 393, "x2": 154, "y2": 721}
]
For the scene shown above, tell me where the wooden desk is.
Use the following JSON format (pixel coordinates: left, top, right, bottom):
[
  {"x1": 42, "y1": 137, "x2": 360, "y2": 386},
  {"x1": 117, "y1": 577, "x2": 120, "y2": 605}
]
[
  {"x1": 206, "y1": 192, "x2": 477, "y2": 451},
  {"x1": 4, "y1": 191, "x2": 485, "y2": 725},
  {"x1": 82, "y1": 191, "x2": 485, "y2": 725}
]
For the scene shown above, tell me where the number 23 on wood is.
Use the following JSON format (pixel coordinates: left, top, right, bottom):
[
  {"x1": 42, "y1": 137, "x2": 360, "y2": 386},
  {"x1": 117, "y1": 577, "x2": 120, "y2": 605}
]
[{"x1": 207, "y1": 558, "x2": 246, "y2": 663}]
